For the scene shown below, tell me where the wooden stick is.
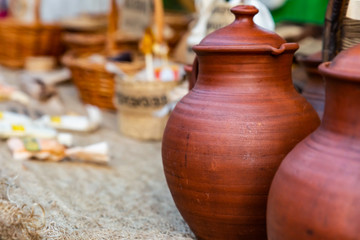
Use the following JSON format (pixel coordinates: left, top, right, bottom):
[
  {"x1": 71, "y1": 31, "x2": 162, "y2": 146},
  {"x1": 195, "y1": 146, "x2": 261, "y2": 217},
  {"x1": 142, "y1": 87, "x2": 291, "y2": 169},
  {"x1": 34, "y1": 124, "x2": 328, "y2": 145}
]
[
  {"x1": 323, "y1": 0, "x2": 349, "y2": 61},
  {"x1": 154, "y1": 0, "x2": 164, "y2": 44},
  {"x1": 106, "y1": 0, "x2": 118, "y2": 55},
  {"x1": 34, "y1": 0, "x2": 41, "y2": 24}
]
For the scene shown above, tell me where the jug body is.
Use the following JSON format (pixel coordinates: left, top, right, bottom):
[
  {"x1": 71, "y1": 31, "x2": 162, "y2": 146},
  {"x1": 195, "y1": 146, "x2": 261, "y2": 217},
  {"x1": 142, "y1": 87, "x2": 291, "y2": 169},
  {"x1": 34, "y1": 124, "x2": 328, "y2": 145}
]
[
  {"x1": 162, "y1": 5, "x2": 320, "y2": 239},
  {"x1": 162, "y1": 50, "x2": 319, "y2": 239}
]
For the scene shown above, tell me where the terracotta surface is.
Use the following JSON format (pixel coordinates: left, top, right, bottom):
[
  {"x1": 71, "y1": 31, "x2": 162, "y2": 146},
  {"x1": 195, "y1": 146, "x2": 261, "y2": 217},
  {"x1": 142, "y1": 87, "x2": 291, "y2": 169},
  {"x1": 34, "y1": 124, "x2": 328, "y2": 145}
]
[
  {"x1": 297, "y1": 52, "x2": 325, "y2": 119},
  {"x1": 162, "y1": 5, "x2": 320, "y2": 240},
  {"x1": 267, "y1": 44, "x2": 360, "y2": 240},
  {"x1": 184, "y1": 62, "x2": 195, "y2": 91}
]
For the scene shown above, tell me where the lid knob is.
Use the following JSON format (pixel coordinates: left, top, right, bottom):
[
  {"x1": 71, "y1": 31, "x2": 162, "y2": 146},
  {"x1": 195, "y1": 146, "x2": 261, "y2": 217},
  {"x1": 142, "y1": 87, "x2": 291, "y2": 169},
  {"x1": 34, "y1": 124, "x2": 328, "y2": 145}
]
[
  {"x1": 230, "y1": 5, "x2": 259, "y2": 22},
  {"x1": 194, "y1": 4, "x2": 289, "y2": 50}
]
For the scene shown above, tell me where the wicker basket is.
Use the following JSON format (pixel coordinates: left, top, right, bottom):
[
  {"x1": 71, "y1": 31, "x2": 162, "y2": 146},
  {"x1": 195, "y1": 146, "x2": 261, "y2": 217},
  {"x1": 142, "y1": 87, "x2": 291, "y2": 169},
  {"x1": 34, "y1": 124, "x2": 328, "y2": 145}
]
[
  {"x1": 63, "y1": 51, "x2": 144, "y2": 110},
  {"x1": 62, "y1": 33, "x2": 106, "y2": 54},
  {"x1": 0, "y1": 0, "x2": 62, "y2": 68},
  {"x1": 61, "y1": 5, "x2": 140, "y2": 55},
  {"x1": 116, "y1": 78, "x2": 181, "y2": 140},
  {"x1": 63, "y1": 31, "x2": 140, "y2": 55},
  {"x1": 62, "y1": 0, "x2": 144, "y2": 110}
]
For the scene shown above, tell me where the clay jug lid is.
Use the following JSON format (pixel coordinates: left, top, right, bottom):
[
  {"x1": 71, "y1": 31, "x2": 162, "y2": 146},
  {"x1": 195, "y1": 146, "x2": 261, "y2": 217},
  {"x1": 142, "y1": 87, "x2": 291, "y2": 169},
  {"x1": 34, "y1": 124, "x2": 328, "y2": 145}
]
[
  {"x1": 193, "y1": 5, "x2": 298, "y2": 54},
  {"x1": 319, "y1": 44, "x2": 360, "y2": 81}
]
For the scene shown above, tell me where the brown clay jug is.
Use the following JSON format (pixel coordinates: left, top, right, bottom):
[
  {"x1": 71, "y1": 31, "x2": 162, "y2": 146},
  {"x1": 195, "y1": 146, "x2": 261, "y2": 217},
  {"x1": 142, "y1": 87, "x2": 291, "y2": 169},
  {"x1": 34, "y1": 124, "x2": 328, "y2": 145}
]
[
  {"x1": 267, "y1": 44, "x2": 360, "y2": 240},
  {"x1": 162, "y1": 5, "x2": 320, "y2": 240},
  {"x1": 297, "y1": 52, "x2": 325, "y2": 119}
]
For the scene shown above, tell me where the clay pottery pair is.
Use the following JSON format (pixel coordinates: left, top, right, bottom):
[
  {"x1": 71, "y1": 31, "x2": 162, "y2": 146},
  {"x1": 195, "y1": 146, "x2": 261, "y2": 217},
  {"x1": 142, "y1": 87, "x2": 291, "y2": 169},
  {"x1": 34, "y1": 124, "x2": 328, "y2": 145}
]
[
  {"x1": 162, "y1": 5, "x2": 320, "y2": 240},
  {"x1": 297, "y1": 52, "x2": 325, "y2": 119},
  {"x1": 267, "y1": 44, "x2": 360, "y2": 240}
]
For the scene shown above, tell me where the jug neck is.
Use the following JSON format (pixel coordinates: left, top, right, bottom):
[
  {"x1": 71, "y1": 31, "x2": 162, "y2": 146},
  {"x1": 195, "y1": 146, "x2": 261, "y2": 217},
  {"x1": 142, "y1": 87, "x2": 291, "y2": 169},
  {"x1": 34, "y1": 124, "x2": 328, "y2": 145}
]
[
  {"x1": 193, "y1": 52, "x2": 295, "y2": 93},
  {"x1": 322, "y1": 76, "x2": 360, "y2": 138}
]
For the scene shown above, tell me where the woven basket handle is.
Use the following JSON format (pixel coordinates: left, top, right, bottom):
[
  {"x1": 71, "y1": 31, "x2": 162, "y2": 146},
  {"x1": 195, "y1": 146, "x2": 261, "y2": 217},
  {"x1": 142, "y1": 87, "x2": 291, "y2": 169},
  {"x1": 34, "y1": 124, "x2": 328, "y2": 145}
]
[
  {"x1": 106, "y1": 0, "x2": 118, "y2": 55},
  {"x1": 34, "y1": 0, "x2": 41, "y2": 24},
  {"x1": 154, "y1": 0, "x2": 164, "y2": 44}
]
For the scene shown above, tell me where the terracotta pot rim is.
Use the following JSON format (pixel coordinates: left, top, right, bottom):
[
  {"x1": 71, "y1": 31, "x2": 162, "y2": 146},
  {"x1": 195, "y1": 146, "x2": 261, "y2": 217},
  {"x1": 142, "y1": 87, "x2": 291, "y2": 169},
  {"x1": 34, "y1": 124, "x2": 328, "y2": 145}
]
[
  {"x1": 193, "y1": 43, "x2": 298, "y2": 56},
  {"x1": 319, "y1": 62, "x2": 360, "y2": 82}
]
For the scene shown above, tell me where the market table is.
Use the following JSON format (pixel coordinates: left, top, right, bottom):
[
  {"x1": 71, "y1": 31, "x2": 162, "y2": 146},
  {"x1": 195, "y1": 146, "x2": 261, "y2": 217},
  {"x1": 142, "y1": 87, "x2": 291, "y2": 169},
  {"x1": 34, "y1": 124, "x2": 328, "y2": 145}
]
[{"x1": 0, "y1": 67, "x2": 194, "y2": 239}]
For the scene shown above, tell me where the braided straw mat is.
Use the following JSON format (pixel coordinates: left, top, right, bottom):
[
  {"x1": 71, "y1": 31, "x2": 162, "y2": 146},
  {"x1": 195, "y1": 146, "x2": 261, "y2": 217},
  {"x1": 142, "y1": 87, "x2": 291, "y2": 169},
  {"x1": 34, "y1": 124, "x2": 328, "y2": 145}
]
[{"x1": 0, "y1": 67, "x2": 194, "y2": 239}]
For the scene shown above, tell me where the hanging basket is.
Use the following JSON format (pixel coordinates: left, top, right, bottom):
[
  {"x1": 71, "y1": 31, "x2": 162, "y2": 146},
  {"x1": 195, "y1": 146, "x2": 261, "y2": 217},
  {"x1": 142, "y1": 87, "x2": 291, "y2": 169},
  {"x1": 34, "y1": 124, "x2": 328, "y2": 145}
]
[{"x1": 0, "y1": 0, "x2": 62, "y2": 68}]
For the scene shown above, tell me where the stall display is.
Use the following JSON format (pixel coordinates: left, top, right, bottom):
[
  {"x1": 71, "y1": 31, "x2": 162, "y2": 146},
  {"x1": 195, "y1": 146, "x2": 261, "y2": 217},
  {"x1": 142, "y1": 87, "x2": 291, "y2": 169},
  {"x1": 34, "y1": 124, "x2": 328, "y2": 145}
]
[
  {"x1": 0, "y1": 0, "x2": 62, "y2": 68},
  {"x1": 162, "y1": 5, "x2": 320, "y2": 240}
]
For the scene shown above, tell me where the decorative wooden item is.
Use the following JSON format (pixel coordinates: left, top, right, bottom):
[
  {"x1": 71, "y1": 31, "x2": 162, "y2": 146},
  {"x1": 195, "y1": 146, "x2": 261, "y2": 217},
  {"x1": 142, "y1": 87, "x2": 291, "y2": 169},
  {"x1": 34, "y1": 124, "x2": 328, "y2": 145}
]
[
  {"x1": 162, "y1": 5, "x2": 320, "y2": 240},
  {"x1": 267, "y1": 43, "x2": 360, "y2": 240}
]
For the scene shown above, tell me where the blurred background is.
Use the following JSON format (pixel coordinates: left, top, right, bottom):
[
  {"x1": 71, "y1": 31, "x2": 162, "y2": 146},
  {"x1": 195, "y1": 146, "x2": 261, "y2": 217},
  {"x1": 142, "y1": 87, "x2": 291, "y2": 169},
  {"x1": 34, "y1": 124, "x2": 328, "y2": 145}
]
[{"x1": 2, "y1": 0, "x2": 360, "y2": 238}]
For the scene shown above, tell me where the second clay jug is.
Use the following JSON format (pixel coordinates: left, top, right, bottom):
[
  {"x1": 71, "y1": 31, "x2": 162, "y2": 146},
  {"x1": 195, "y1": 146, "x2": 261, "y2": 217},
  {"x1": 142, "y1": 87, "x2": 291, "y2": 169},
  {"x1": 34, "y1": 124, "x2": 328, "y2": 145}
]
[
  {"x1": 162, "y1": 5, "x2": 320, "y2": 240},
  {"x1": 267, "y1": 43, "x2": 360, "y2": 240}
]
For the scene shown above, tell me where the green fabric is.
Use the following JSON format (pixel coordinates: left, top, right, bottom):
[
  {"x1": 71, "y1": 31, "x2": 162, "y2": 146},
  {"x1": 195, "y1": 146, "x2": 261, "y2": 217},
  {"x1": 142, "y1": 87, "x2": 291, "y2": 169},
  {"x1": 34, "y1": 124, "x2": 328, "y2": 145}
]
[
  {"x1": 163, "y1": 0, "x2": 187, "y2": 12},
  {"x1": 271, "y1": 0, "x2": 329, "y2": 25}
]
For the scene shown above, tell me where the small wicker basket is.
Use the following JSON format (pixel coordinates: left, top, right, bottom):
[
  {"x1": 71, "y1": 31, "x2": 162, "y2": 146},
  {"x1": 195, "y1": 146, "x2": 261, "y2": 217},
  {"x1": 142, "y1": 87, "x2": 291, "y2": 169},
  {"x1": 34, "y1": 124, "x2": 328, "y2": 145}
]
[
  {"x1": 0, "y1": 0, "x2": 62, "y2": 68},
  {"x1": 116, "y1": 78, "x2": 181, "y2": 140},
  {"x1": 62, "y1": 24, "x2": 140, "y2": 55},
  {"x1": 62, "y1": 0, "x2": 144, "y2": 110},
  {"x1": 63, "y1": 51, "x2": 144, "y2": 110},
  {"x1": 62, "y1": 33, "x2": 106, "y2": 55}
]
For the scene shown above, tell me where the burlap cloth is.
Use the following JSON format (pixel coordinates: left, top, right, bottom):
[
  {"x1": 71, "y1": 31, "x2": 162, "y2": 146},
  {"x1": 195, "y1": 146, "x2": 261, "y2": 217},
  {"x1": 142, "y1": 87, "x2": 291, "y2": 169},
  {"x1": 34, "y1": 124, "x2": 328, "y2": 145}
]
[{"x1": 0, "y1": 67, "x2": 194, "y2": 239}]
